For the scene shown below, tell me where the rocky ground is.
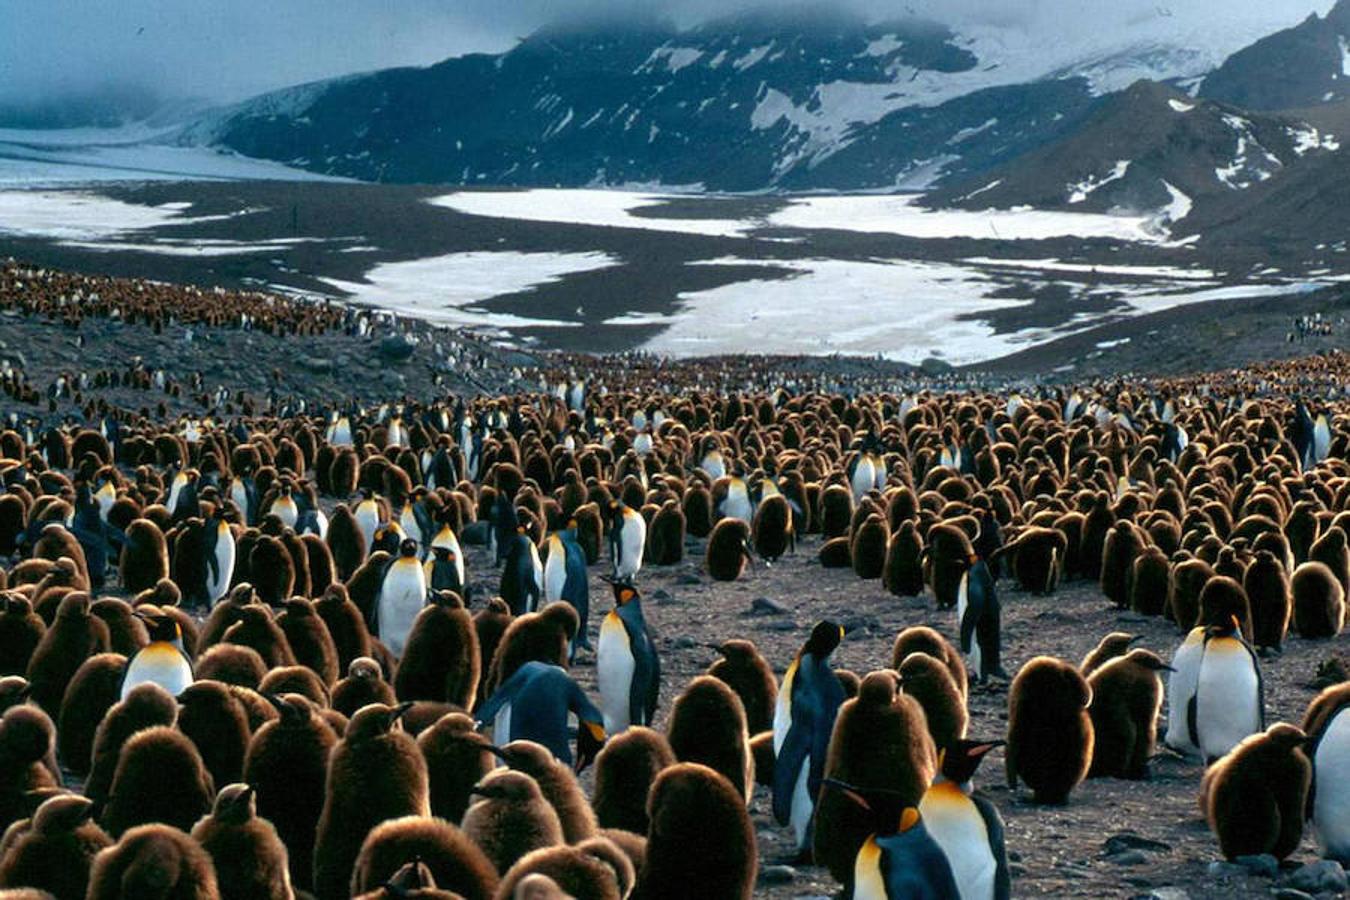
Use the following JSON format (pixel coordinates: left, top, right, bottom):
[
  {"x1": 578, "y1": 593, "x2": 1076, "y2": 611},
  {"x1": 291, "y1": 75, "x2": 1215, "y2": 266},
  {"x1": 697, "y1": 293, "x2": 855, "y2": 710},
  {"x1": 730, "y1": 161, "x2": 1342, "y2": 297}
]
[{"x1": 440, "y1": 530, "x2": 1349, "y2": 900}]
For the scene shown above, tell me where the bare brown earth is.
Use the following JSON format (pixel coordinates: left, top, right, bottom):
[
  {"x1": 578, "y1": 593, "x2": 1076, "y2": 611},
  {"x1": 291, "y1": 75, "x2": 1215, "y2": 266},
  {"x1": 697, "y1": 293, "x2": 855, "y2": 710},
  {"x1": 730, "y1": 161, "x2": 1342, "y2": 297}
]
[{"x1": 448, "y1": 532, "x2": 1347, "y2": 900}]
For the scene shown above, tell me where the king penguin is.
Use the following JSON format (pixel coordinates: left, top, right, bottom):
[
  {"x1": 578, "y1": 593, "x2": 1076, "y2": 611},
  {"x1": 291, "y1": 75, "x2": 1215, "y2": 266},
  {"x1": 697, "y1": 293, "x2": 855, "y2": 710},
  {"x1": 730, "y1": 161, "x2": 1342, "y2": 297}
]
[
  {"x1": 1190, "y1": 615, "x2": 1264, "y2": 763},
  {"x1": 203, "y1": 506, "x2": 235, "y2": 608},
  {"x1": 957, "y1": 556, "x2": 1006, "y2": 683},
  {"x1": 545, "y1": 524, "x2": 592, "y2": 661},
  {"x1": 774, "y1": 620, "x2": 846, "y2": 859},
  {"x1": 596, "y1": 581, "x2": 660, "y2": 734},
  {"x1": 375, "y1": 538, "x2": 427, "y2": 659},
  {"x1": 918, "y1": 740, "x2": 1010, "y2": 900},
  {"x1": 501, "y1": 527, "x2": 544, "y2": 616},
  {"x1": 475, "y1": 660, "x2": 607, "y2": 771},
  {"x1": 120, "y1": 612, "x2": 194, "y2": 701},
  {"x1": 606, "y1": 501, "x2": 646, "y2": 584},
  {"x1": 424, "y1": 521, "x2": 465, "y2": 595},
  {"x1": 1164, "y1": 624, "x2": 1206, "y2": 757},
  {"x1": 1305, "y1": 683, "x2": 1350, "y2": 863},
  {"x1": 826, "y1": 780, "x2": 959, "y2": 900}
]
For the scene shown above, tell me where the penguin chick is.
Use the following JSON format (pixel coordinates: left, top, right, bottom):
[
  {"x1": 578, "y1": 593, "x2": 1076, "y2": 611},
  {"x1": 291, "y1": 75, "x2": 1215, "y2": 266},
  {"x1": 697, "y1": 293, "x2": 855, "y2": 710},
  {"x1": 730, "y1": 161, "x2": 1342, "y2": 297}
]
[
  {"x1": 592, "y1": 726, "x2": 676, "y2": 835},
  {"x1": 705, "y1": 639, "x2": 777, "y2": 734},
  {"x1": 1006, "y1": 656, "x2": 1093, "y2": 804},
  {"x1": 276, "y1": 597, "x2": 340, "y2": 687},
  {"x1": 641, "y1": 763, "x2": 755, "y2": 900},
  {"x1": 350, "y1": 816, "x2": 498, "y2": 900},
  {"x1": 1086, "y1": 649, "x2": 1172, "y2": 780},
  {"x1": 313, "y1": 702, "x2": 429, "y2": 900},
  {"x1": 705, "y1": 519, "x2": 753, "y2": 582},
  {"x1": 813, "y1": 670, "x2": 936, "y2": 886},
  {"x1": 1201, "y1": 723, "x2": 1310, "y2": 861},
  {"x1": 497, "y1": 836, "x2": 634, "y2": 900},
  {"x1": 101, "y1": 725, "x2": 214, "y2": 838},
  {"x1": 1292, "y1": 560, "x2": 1346, "y2": 638},
  {"x1": 892, "y1": 625, "x2": 967, "y2": 699},
  {"x1": 0, "y1": 705, "x2": 60, "y2": 833},
  {"x1": 896, "y1": 651, "x2": 968, "y2": 754},
  {"x1": 176, "y1": 680, "x2": 252, "y2": 794},
  {"x1": 56, "y1": 652, "x2": 126, "y2": 778},
  {"x1": 191, "y1": 783, "x2": 293, "y2": 900},
  {"x1": 1079, "y1": 632, "x2": 1141, "y2": 678},
  {"x1": 462, "y1": 770, "x2": 564, "y2": 876},
  {"x1": 418, "y1": 712, "x2": 494, "y2": 825},
  {"x1": 396, "y1": 591, "x2": 480, "y2": 709},
  {"x1": 85, "y1": 823, "x2": 219, "y2": 900},
  {"x1": 25, "y1": 591, "x2": 109, "y2": 717},
  {"x1": 0, "y1": 793, "x2": 111, "y2": 900},
  {"x1": 85, "y1": 683, "x2": 177, "y2": 809},
  {"x1": 490, "y1": 739, "x2": 598, "y2": 845},
  {"x1": 665, "y1": 675, "x2": 753, "y2": 803}
]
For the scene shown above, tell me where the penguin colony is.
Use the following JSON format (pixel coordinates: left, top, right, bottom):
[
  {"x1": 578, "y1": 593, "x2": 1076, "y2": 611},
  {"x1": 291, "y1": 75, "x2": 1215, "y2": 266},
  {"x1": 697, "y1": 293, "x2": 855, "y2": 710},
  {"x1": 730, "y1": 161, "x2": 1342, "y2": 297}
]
[{"x1": 0, "y1": 263, "x2": 1347, "y2": 897}]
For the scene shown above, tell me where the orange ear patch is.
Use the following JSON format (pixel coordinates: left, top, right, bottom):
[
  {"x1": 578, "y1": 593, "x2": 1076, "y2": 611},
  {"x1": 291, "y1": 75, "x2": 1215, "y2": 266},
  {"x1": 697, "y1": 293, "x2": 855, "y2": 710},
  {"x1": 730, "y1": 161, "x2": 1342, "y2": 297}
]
[{"x1": 899, "y1": 807, "x2": 920, "y2": 833}]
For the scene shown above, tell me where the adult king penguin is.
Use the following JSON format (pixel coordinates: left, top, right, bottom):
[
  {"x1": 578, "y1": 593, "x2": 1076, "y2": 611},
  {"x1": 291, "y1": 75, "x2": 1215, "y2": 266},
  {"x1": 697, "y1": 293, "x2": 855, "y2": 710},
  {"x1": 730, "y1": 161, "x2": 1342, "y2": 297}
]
[
  {"x1": 375, "y1": 538, "x2": 427, "y2": 658},
  {"x1": 475, "y1": 661, "x2": 607, "y2": 771},
  {"x1": 596, "y1": 582, "x2": 660, "y2": 734},
  {"x1": 1190, "y1": 615, "x2": 1264, "y2": 763},
  {"x1": 120, "y1": 612, "x2": 193, "y2": 701},
  {"x1": 606, "y1": 501, "x2": 646, "y2": 584},
  {"x1": 544, "y1": 524, "x2": 591, "y2": 661},
  {"x1": 957, "y1": 555, "x2": 1006, "y2": 683},
  {"x1": 919, "y1": 740, "x2": 1010, "y2": 900},
  {"x1": 774, "y1": 620, "x2": 846, "y2": 860},
  {"x1": 825, "y1": 779, "x2": 960, "y2": 900}
]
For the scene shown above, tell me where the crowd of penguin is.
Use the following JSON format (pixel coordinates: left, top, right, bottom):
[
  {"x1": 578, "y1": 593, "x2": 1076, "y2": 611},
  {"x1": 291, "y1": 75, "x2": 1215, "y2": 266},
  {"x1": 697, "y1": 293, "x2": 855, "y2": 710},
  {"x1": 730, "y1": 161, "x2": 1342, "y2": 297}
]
[{"x1": 0, "y1": 316, "x2": 1345, "y2": 899}]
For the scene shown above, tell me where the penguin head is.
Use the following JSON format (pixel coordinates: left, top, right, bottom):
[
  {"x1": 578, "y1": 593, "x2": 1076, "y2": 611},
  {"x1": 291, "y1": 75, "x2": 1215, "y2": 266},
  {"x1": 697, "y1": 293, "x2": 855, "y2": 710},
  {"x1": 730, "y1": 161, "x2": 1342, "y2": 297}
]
[
  {"x1": 938, "y1": 739, "x2": 1005, "y2": 786},
  {"x1": 469, "y1": 769, "x2": 541, "y2": 804},
  {"x1": 576, "y1": 719, "x2": 607, "y2": 774},
  {"x1": 227, "y1": 583, "x2": 258, "y2": 607},
  {"x1": 55, "y1": 591, "x2": 92, "y2": 620},
  {"x1": 610, "y1": 582, "x2": 640, "y2": 607},
  {"x1": 135, "y1": 611, "x2": 181, "y2": 644},
  {"x1": 264, "y1": 692, "x2": 314, "y2": 728},
  {"x1": 0, "y1": 676, "x2": 31, "y2": 711},
  {"x1": 714, "y1": 639, "x2": 758, "y2": 665},
  {"x1": 398, "y1": 538, "x2": 419, "y2": 559},
  {"x1": 211, "y1": 783, "x2": 256, "y2": 826},
  {"x1": 32, "y1": 793, "x2": 96, "y2": 833},
  {"x1": 347, "y1": 701, "x2": 414, "y2": 741},
  {"x1": 430, "y1": 590, "x2": 464, "y2": 609},
  {"x1": 823, "y1": 778, "x2": 921, "y2": 836},
  {"x1": 802, "y1": 620, "x2": 844, "y2": 659},
  {"x1": 383, "y1": 859, "x2": 438, "y2": 894},
  {"x1": 1204, "y1": 615, "x2": 1243, "y2": 640},
  {"x1": 1263, "y1": 722, "x2": 1309, "y2": 750},
  {"x1": 1120, "y1": 648, "x2": 1175, "y2": 674},
  {"x1": 347, "y1": 657, "x2": 384, "y2": 681}
]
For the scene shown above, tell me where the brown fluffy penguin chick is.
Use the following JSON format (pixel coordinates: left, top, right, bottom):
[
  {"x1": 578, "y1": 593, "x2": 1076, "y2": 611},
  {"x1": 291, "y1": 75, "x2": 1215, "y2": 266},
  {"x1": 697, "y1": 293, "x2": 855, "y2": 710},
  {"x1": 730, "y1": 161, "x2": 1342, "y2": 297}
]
[
  {"x1": 1006, "y1": 656, "x2": 1094, "y2": 804},
  {"x1": 198, "y1": 583, "x2": 259, "y2": 652},
  {"x1": 221, "y1": 606, "x2": 296, "y2": 670},
  {"x1": 882, "y1": 520, "x2": 925, "y2": 597},
  {"x1": 818, "y1": 535, "x2": 852, "y2": 568},
  {"x1": 484, "y1": 604, "x2": 577, "y2": 698},
  {"x1": 705, "y1": 639, "x2": 777, "y2": 734},
  {"x1": 647, "y1": 499, "x2": 686, "y2": 566},
  {"x1": 0, "y1": 704, "x2": 59, "y2": 833},
  {"x1": 419, "y1": 712, "x2": 495, "y2": 825},
  {"x1": 1198, "y1": 575, "x2": 1254, "y2": 642},
  {"x1": 925, "y1": 523, "x2": 974, "y2": 609},
  {"x1": 332, "y1": 657, "x2": 397, "y2": 718},
  {"x1": 1201, "y1": 723, "x2": 1310, "y2": 861},
  {"x1": 1079, "y1": 631, "x2": 1140, "y2": 678},
  {"x1": 313, "y1": 702, "x2": 429, "y2": 900},
  {"x1": 176, "y1": 680, "x2": 252, "y2": 790},
  {"x1": 191, "y1": 784, "x2": 293, "y2": 900},
  {"x1": 1244, "y1": 549, "x2": 1292, "y2": 651},
  {"x1": 1086, "y1": 649, "x2": 1170, "y2": 780},
  {"x1": 118, "y1": 520, "x2": 169, "y2": 595},
  {"x1": 101, "y1": 725, "x2": 215, "y2": 838},
  {"x1": 473, "y1": 599, "x2": 514, "y2": 701},
  {"x1": 276, "y1": 598, "x2": 340, "y2": 687},
  {"x1": 90, "y1": 598, "x2": 148, "y2": 657},
  {"x1": 664, "y1": 676, "x2": 753, "y2": 802},
  {"x1": 258, "y1": 666, "x2": 329, "y2": 707},
  {"x1": 353, "y1": 859, "x2": 460, "y2": 900},
  {"x1": 1129, "y1": 545, "x2": 1170, "y2": 616},
  {"x1": 891, "y1": 625, "x2": 968, "y2": 699},
  {"x1": 496, "y1": 836, "x2": 635, "y2": 900},
  {"x1": 25, "y1": 592, "x2": 109, "y2": 717},
  {"x1": 750, "y1": 731, "x2": 775, "y2": 787},
  {"x1": 350, "y1": 816, "x2": 497, "y2": 900},
  {"x1": 813, "y1": 670, "x2": 936, "y2": 886},
  {"x1": 641, "y1": 763, "x2": 755, "y2": 900},
  {"x1": 492, "y1": 740, "x2": 598, "y2": 844},
  {"x1": 1291, "y1": 560, "x2": 1347, "y2": 638},
  {"x1": 0, "y1": 793, "x2": 111, "y2": 900},
  {"x1": 1100, "y1": 521, "x2": 1148, "y2": 609},
  {"x1": 56, "y1": 652, "x2": 126, "y2": 777},
  {"x1": 194, "y1": 644, "x2": 267, "y2": 689},
  {"x1": 1007, "y1": 526, "x2": 1067, "y2": 596},
  {"x1": 850, "y1": 513, "x2": 889, "y2": 580},
  {"x1": 0, "y1": 595, "x2": 45, "y2": 676},
  {"x1": 249, "y1": 536, "x2": 295, "y2": 607},
  {"x1": 896, "y1": 651, "x2": 968, "y2": 754},
  {"x1": 705, "y1": 518, "x2": 752, "y2": 582},
  {"x1": 396, "y1": 591, "x2": 480, "y2": 708},
  {"x1": 592, "y1": 726, "x2": 676, "y2": 835},
  {"x1": 1310, "y1": 526, "x2": 1350, "y2": 595},
  {"x1": 86, "y1": 823, "x2": 219, "y2": 900},
  {"x1": 85, "y1": 683, "x2": 177, "y2": 809},
  {"x1": 751, "y1": 494, "x2": 793, "y2": 563},
  {"x1": 462, "y1": 770, "x2": 564, "y2": 876},
  {"x1": 244, "y1": 693, "x2": 337, "y2": 894},
  {"x1": 314, "y1": 583, "x2": 374, "y2": 674},
  {"x1": 1167, "y1": 556, "x2": 1214, "y2": 630}
]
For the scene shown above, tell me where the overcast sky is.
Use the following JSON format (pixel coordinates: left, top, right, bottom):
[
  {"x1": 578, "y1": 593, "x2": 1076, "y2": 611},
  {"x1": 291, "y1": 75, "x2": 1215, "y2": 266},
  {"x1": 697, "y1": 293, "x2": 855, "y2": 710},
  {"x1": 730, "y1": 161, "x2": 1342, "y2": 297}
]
[{"x1": 0, "y1": 0, "x2": 1335, "y2": 111}]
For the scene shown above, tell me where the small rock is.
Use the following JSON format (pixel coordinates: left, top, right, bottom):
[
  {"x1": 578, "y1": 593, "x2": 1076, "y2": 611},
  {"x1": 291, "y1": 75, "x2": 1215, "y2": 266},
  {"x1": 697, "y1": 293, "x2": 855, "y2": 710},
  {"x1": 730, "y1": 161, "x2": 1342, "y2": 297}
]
[
  {"x1": 1272, "y1": 890, "x2": 1315, "y2": 900},
  {"x1": 841, "y1": 614, "x2": 880, "y2": 634},
  {"x1": 1103, "y1": 833, "x2": 1171, "y2": 855},
  {"x1": 1234, "y1": 854, "x2": 1279, "y2": 878},
  {"x1": 379, "y1": 334, "x2": 416, "y2": 362},
  {"x1": 676, "y1": 573, "x2": 702, "y2": 586},
  {"x1": 752, "y1": 596, "x2": 789, "y2": 615},
  {"x1": 766, "y1": 619, "x2": 798, "y2": 631},
  {"x1": 648, "y1": 588, "x2": 674, "y2": 604},
  {"x1": 758, "y1": 865, "x2": 796, "y2": 885},
  {"x1": 670, "y1": 635, "x2": 698, "y2": 650},
  {"x1": 1104, "y1": 850, "x2": 1149, "y2": 866},
  {"x1": 1140, "y1": 889, "x2": 1190, "y2": 900},
  {"x1": 1285, "y1": 860, "x2": 1347, "y2": 893},
  {"x1": 298, "y1": 356, "x2": 333, "y2": 374},
  {"x1": 1207, "y1": 861, "x2": 1247, "y2": 879},
  {"x1": 1007, "y1": 850, "x2": 1022, "y2": 863}
]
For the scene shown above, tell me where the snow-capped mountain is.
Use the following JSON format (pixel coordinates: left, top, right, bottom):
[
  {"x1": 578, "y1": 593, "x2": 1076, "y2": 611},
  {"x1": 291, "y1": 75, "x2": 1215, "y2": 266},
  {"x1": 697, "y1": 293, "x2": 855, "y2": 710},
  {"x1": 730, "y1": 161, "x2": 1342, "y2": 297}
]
[
  {"x1": 179, "y1": 6, "x2": 1335, "y2": 192},
  {"x1": 929, "y1": 80, "x2": 1339, "y2": 215},
  {"x1": 1200, "y1": 0, "x2": 1350, "y2": 111}
]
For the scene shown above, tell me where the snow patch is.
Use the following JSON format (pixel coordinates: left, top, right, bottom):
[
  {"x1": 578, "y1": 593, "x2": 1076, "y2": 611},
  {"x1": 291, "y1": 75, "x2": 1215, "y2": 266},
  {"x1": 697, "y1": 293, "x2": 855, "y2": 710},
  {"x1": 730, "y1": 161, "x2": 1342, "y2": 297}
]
[
  {"x1": 1068, "y1": 160, "x2": 1131, "y2": 204},
  {"x1": 948, "y1": 118, "x2": 998, "y2": 145},
  {"x1": 429, "y1": 190, "x2": 749, "y2": 238},
  {"x1": 732, "y1": 43, "x2": 775, "y2": 71},
  {"x1": 0, "y1": 190, "x2": 260, "y2": 240},
  {"x1": 1168, "y1": 99, "x2": 1196, "y2": 113}
]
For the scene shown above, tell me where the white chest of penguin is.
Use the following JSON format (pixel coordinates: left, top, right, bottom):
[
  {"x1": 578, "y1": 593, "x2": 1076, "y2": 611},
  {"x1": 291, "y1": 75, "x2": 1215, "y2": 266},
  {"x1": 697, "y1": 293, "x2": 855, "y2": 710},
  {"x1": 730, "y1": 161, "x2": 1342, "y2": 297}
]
[
  {"x1": 596, "y1": 613, "x2": 636, "y2": 734},
  {"x1": 920, "y1": 786, "x2": 997, "y2": 900},
  {"x1": 123, "y1": 644, "x2": 193, "y2": 701},
  {"x1": 1313, "y1": 709, "x2": 1350, "y2": 860},
  {"x1": 379, "y1": 559, "x2": 427, "y2": 658},
  {"x1": 1194, "y1": 639, "x2": 1261, "y2": 759}
]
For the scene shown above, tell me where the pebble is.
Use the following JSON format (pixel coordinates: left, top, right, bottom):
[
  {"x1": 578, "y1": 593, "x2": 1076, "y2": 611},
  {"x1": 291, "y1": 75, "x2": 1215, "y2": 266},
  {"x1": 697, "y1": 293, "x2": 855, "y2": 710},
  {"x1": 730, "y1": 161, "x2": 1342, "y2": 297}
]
[
  {"x1": 1206, "y1": 861, "x2": 1247, "y2": 878},
  {"x1": 1139, "y1": 889, "x2": 1190, "y2": 900},
  {"x1": 752, "y1": 596, "x2": 789, "y2": 615},
  {"x1": 676, "y1": 573, "x2": 702, "y2": 586},
  {"x1": 1104, "y1": 850, "x2": 1149, "y2": 866},
  {"x1": 1103, "y1": 833, "x2": 1172, "y2": 855},
  {"x1": 1233, "y1": 854, "x2": 1279, "y2": 878},
  {"x1": 670, "y1": 635, "x2": 698, "y2": 650},
  {"x1": 1284, "y1": 860, "x2": 1347, "y2": 893},
  {"x1": 1272, "y1": 890, "x2": 1315, "y2": 900},
  {"x1": 649, "y1": 588, "x2": 674, "y2": 603},
  {"x1": 758, "y1": 865, "x2": 797, "y2": 885}
]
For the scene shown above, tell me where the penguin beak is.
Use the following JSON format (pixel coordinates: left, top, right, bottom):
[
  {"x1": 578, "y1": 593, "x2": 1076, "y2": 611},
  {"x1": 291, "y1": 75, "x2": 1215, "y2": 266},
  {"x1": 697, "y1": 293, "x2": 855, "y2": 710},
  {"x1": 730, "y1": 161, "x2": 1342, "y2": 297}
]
[{"x1": 1127, "y1": 635, "x2": 1144, "y2": 646}]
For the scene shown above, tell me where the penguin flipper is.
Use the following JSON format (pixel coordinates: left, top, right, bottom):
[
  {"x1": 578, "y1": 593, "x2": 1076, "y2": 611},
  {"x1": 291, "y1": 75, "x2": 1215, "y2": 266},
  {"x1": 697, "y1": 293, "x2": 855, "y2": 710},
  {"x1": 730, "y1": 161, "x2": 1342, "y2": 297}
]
[
  {"x1": 627, "y1": 629, "x2": 659, "y2": 727},
  {"x1": 772, "y1": 723, "x2": 811, "y2": 826},
  {"x1": 974, "y1": 791, "x2": 1011, "y2": 900},
  {"x1": 1246, "y1": 639, "x2": 1267, "y2": 730},
  {"x1": 975, "y1": 582, "x2": 1003, "y2": 678},
  {"x1": 475, "y1": 669, "x2": 523, "y2": 726},
  {"x1": 1186, "y1": 693, "x2": 1199, "y2": 752}
]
